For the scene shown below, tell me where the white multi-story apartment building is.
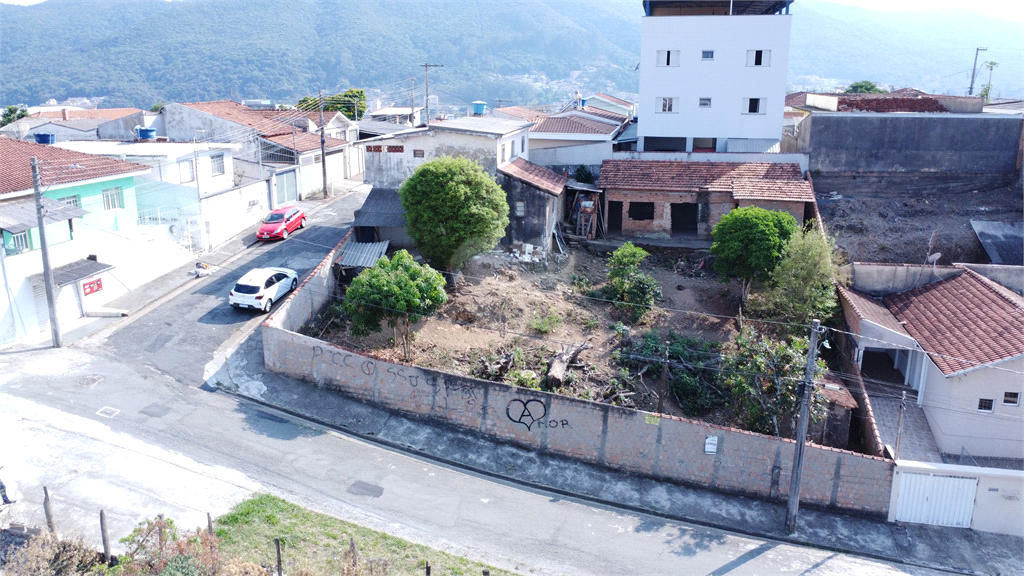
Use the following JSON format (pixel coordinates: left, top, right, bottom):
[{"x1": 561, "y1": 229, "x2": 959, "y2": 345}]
[{"x1": 637, "y1": 0, "x2": 792, "y2": 152}]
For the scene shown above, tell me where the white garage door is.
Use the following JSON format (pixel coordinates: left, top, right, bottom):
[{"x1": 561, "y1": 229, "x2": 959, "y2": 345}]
[{"x1": 894, "y1": 472, "x2": 978, "y2": 528}]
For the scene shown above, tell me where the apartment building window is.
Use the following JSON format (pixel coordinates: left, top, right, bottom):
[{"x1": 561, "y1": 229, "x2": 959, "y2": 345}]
[
  {"x1": 102, "y1": 187, "x2": 124, "y2": 211},
  {"x1": 211, "y1": 154, "x2": 225, "y2": 176},
  {"x1": 656, "y1": 50, "x2": 681, "y2": 67},
  {"x1": 179, "y1": 159, "x2": 195, "y2": 182},
  {"x1": 657, "y1": 97, "x2": 678, "y2": 113},
  {"x1": 501, "y1": 144, "x2": 506, "y2": 163},
  {"x1": 10, "y1": 231, "x2": 30, "y2": 253},
  {"x1": 701, "y1": 50, "x2": 714, "y2": 60},
  {"x1": 978, "y1": 398, "x2": 995, "y2": 412},
  {"x1": 1005, "y1": 392, "x2": 1020, "y2": 406},
  {"x1": 747, "y1": 49, "x2": 771, "y2": 67},
  {"x1": 745, "y1": 98, "x2": 764, "y2": 114},
  {"x1": 57, "y1": 195, "x2": 79, "y2": 207},
  {"x1": 699, "y1": 98, "x2": 712, "y2": 108}
]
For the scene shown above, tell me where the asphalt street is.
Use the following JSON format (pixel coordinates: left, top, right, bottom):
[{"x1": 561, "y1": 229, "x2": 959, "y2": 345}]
[{"x1": 0, "y1": 192, "x2": 959, "y2": 575}]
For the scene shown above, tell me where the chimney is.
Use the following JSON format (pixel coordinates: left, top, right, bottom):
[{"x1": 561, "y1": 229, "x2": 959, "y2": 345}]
[{"x1": 61, "y1": 108, "x2": 69, "y2": 121}]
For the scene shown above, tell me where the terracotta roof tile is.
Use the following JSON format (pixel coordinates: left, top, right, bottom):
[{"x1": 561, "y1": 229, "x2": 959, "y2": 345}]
[
  {"x1": 883, "y1": 269, "x2": 1024, "y2": 375},
  {"x1": 32, "y1": 108, "x2": 142, "y2": 120},
  {"x1": 498, "y1": 158, "x2": 568, "y2": 196},
  {"x1": 732, "y1": 179, "x2": 814, "y2": 202},
  {"x1": 593, "y1": 93, "x2": 634, "y2": 108},
  {"x1": 533, "y1": 116, "x2": 618, "y2": 135},
  {"x1": 568, "y1": 107, "x2": 628, "y2": 123},
  {"x1": 252, "y1": 109, "x2": 347, "y2": 127},
  {"x1": 599, "y1": 160, "x2": 805, "y2": 197},
  {"x1": 263, "y1": 132, "x2": 347, "y2": 153},
  {"x1": 495, "y1": 106, "x2": 547, "y2": 123},
  {"x1": 836, "y1": 284, "x2": 911, "y2": 336},
  {"x1": 0, "y1": 138, "x2": 149, "y2": 196},
  {"x1": 816, "y1": 373, "x2": 859, "y2": 410},
  {"x1": 182, "y1": 100, "x2": 294, "y2": 136}
]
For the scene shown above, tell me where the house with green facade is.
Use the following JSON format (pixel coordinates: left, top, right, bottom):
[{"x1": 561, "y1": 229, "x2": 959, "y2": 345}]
[{"x1": 0, "y1": 138, "x2": 152, "y2": 346}]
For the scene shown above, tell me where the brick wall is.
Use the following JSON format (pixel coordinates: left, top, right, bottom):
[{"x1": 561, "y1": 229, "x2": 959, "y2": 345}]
[
  {"x1": 264, "y1": 261, "x2": 895, "y2": 514},
  {"x1": 606, "y1": 189, "x2": 733, "y2": 239},
  {"x1": 736, "y1": 199, "x2": 805, "y2": 227}
]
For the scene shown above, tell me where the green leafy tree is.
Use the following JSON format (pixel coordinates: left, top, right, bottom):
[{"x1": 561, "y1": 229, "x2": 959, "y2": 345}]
[
  {"x1": 710, "y1": 207, "x2": 798, "y2": 302},
  {"x1": 606, "y1": 242, "x2": 662, "y2": 323},
  {"x1": 343, "y1": 250, "x2": 447, "y2": 359},
  {"x1": 574, "y1": 164, "x2": 594, "y2": 184},
  {"x1": 149, "y1": 102, "x2": 165, "y2": 112},
  {"x1": 399, "y1": 157, "x2": 509, "y2": 272},
  {"x1": 297, "y1": 88, "x2": 367, "y2": 120},
  {"x1": 845, "y1": 80, "x2": 887, "y2": 94},
  {"x1": 749, "y1": 225, "x2": 846, "y2": 328},
  {"x1": 1, "y1": 105, "x2": 28, "y2": 127},
  {"x1": 722, "y1": 328, "x2": 827, "y2": 437}
]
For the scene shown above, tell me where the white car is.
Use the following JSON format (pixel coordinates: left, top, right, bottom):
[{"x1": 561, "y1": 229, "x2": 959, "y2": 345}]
[{"x1": 228, "y1": 267, "x2": 298, "y2": 312}]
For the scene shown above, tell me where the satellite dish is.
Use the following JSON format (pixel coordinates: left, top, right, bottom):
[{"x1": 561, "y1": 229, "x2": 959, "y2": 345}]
[{"x1": 926, "y1": 252, "x2": 942, "y2": 264}]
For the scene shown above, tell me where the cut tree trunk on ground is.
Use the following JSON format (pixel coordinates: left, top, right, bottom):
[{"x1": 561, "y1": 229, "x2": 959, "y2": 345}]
[{"x1": 547, "y1": 341, "x2": 591, "y2": 387}]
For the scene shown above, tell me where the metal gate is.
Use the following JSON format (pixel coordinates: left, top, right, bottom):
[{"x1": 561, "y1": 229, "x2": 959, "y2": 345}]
[{"x1": 894, "y1": 472, "x2": 978, "y2": 528}]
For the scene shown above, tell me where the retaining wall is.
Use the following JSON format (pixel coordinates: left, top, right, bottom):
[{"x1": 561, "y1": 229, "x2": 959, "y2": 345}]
[{"x1": 262, "y1": 244, "x2": 895, "y2": 515}]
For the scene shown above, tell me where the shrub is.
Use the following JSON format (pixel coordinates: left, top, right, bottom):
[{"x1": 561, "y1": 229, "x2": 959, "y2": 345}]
[{"x1": 527, "y1": 311, "x2": 561, "y2": 333}]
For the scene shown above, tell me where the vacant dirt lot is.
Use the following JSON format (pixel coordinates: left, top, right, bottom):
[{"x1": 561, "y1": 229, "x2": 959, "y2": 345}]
[
  {"x1": 319, "y1": 246, "x2": 738, "y2": 417},
  {"x1": 816, "y1": 180, "x2": 1023, "y2": 265}
]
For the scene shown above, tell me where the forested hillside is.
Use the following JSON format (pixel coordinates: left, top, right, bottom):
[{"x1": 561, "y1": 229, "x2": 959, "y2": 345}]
[{"x1": 0, "y1": 0, "x2": 1019, "y2": 110}]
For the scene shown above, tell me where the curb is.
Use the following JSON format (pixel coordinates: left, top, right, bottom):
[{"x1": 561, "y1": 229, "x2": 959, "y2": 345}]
[{"x1": 218, "y1": 387, "x2": 979, "y2": 576}]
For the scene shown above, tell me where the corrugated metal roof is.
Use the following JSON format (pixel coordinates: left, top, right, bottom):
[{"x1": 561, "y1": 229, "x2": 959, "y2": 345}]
[
  {"x1": 0, "y1": 197, "x2": 89, "y2": 234},
  {"x1": 971, "y1": 220, "x2": 1024, "y2": 265},
  {"x1": 726, "y1": 138, "x2": 781, "y2": 153},
  {"x1": 352, "y1": 188, "x2": 407, "y2": 228},
  {"x1": 337, "y1": 240, "x2": 390, "y2": 268},
  {"x1": 614, "y1": 123, "x2": 638, "y2": 143},
  {"x1": 29, "y1": 258, "x2": 114, "y2": 287}
]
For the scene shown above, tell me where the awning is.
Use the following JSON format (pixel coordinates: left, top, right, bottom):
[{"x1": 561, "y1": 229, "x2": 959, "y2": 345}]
[
  {"x1": 29, "y1": 258, "x2": 114, "y2": 287},
  {"x1": 337, "y1": 240, "x2": 390, "y2": 268},
  {"x1": 0, "y1": 197, "x2": 89, "y2": 234}
]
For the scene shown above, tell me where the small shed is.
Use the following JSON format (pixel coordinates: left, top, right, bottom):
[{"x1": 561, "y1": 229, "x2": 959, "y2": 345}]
[
  {"x1": 351, "y1": 188, "x2": 414, "y2": 248},
  {"x1": 810, "y1": 373, "x2": 859, "y2": 450},
  {"x1": 332, "y1": 237, "x2": 390, "y2": 284},
  {"x1": 497, "y1": 158, "x2": 568, "y2": 253}
]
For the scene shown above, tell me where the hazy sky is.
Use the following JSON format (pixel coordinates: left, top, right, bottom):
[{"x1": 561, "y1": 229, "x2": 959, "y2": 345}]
[{"x1": 1, "y1": 0, "x2": 1022, "y2": 22}]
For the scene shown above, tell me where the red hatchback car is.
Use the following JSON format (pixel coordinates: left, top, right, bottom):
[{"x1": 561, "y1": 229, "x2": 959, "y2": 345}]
[{"x1": 257, "y1": 206, "x2": 305, "y2": 241}]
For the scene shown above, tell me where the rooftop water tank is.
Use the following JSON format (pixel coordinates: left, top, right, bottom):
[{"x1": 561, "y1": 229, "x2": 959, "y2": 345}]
[
  {"x1": 472, "y1": 101, "x2": 486, "y2": 115},
  {"x1": 581, "y1": 98, "x2": 588, "y2": 108},
  {"x1": 137, "y1": 128, "x2": 157, "y2": 140},
  {"x1": 34, "y1": 133, "x2": 55, "y2": 144}
]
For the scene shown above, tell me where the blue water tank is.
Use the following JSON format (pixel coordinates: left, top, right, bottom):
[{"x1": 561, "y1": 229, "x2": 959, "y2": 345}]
[
  {"x1": 137, "y1": 128, "x2": 157, "y2": 140},
  {"x1": 472, "y1": 101, "x2": 486, "y2": 115},
  {"x1": 581, "y1": 98, "x2": 588, "y2": 108},
  {"x1": 34, "y1": 133, "x2": 55, "y2": 144}
]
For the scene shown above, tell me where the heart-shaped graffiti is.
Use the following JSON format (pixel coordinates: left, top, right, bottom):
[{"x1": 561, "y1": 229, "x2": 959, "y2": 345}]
[{"x1": 507, "y1": 399, "x2": 547, "y2": 431}]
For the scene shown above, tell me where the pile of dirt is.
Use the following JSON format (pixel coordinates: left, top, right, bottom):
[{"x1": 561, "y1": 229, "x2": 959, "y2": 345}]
[{"x1": 816, "y1": 183, "x2": 1023, "y2": 265}]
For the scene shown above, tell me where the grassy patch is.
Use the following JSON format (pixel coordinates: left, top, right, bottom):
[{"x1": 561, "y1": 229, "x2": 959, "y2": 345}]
[
  {"x1": 527, "y1": 311, "x2": 561, "y2": 334},
  {"x1": 215, "y1": 493, "x2": 517, "y2": 576}
]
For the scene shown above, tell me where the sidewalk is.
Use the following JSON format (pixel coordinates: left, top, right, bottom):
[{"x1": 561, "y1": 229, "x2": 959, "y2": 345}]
[
  {"x1": 225, "y1": 344, "x2": 1023, "y2": 576},
  {"x1": 32, "y1": 183, "x2": 369, "y2": 349}
]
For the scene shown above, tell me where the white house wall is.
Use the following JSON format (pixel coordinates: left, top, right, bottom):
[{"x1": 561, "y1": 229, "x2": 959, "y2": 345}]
[
  {"x1": 920, "y1": 356, "x2": 1024, "y2": 459},
  {"x1": 201, "y1": 179, "x2": 269, "y2": 248},
  {"x1": 638, "y1": 14, "x2": 790, "y2": 150}
]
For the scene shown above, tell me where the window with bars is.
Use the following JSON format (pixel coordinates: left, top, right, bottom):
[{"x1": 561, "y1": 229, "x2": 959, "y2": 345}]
[
  {"x1": 211, "y1": 154, "x2": 225, "y2": 176},
  {"x1": 1004, "y1": 392, "x2": 1020, "y2": 406},
  {"x1": 413, "y1": 149, "x2": 425, "y2": 158},
  {"x1": 699, "y1": 98, "x2": 712, "y2": 108},
  {"x1": 978, "y1": 398, "x2": 994, "y2": 412},
  {"x1": 57, "y1": 195, "x2": 79, "y2": 207},
  {"x1": 702, "y1": 50, "x2": 714, "y2": 60},
  {"x1": 10, "y1": 231, "x2": 30, "y2": 253},
  {"x1": 102, "y1": 187, "x2": 124, "y2": 211}
]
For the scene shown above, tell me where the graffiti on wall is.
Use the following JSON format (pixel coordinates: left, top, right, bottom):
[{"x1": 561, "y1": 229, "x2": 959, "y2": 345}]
[{"x1": 506, "y1": 399, "x2": 570, "y2": 431}]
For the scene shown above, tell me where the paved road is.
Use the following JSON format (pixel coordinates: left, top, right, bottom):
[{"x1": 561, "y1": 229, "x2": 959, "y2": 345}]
[{"x1": 0, "y1": 191, "x2": 952, "y2": 575}]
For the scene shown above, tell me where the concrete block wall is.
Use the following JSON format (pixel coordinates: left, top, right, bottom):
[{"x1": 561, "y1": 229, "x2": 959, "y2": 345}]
[{"x1": 263, "y1": 253, "x2": 895, "y2": 514}]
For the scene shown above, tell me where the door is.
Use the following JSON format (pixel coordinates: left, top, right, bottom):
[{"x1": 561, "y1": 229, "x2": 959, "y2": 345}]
[
  {"x1": 893, "y1": 472, "x2": 977, "y2": 528},
  {"x1": 273, "y1": 273, "x2": 290, "y2": 298},
  {"x1": 671, "y1": 203, "x2": 699, "y2": 235},
  {"x1": 607, "y1": 201, "x2": 623, "y2": 235}
]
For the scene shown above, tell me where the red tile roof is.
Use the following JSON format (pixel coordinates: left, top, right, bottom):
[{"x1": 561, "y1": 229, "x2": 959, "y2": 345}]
[
  {"x1": 252, "y1": 109, "x2": 347, "y2": 127},
  {"x1": 883, "y1": 269, "x2": 1024, "y2": 375},
  {"x1": 816, "y1": 373, "x2": 859, "y2": 410},
  {"x1": 785, "y1": 92, "x2": 808, "y2": 107},
  {"x1": 0, "y1": 138, "x2": 149, "y2": 196},
  {"x1": 495, "y1": 106, "x2": 548, "y2": 123},
  {"x1": 533, "y1": 116, "x2": 618, "y2": 135},
  {"x1": 182, "y1": 100, "x2": 294, "y2": 136},
  {"x1": 498, "y1": 158, "x2": 568, "y2": 196},
  {"x1": 600, "y1": 160, "x2": 809, "y2": 202},
  {"x1": 263, "y1": 132, "x2": 347, "y2": 153},
  {"x1": 593, "y1": 93, "x2": 634, "y2": 108},
  {"x1": 836, "y1": 284, "x2": 910, "y2": 336},
  {"x1": 32, "y1": 108, "x2": 143, "y2": 120},
  {"x1": 573, "y1": 107, "x2": 628, "y2": 123}
]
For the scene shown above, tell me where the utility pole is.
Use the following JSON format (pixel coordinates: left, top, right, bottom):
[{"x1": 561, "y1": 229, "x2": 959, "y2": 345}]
[
  {"x1": 31, "y1": 157, "x2": 62, "y2": 348},
  {"x1": 968, "y1": 47, "x2": 988, "y2": 95},
  {"x1": 785, "y1": 318, "x2": 820, "y2": 533},
  {"x1": 894, "y1": 391, "x2": 907, "y2": 459},
  {"x1": 421, "y1": 63, "x2": 443, "y2": 125},
  {"x1": 318, "y1": 89, "x2": 329, "y2": 198},
  {"x1": 409, "y1": 78, "x2": 415, "y2": 125}
]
